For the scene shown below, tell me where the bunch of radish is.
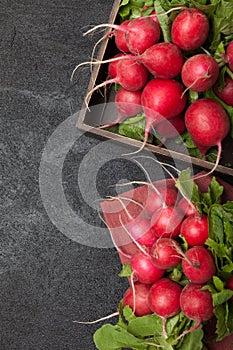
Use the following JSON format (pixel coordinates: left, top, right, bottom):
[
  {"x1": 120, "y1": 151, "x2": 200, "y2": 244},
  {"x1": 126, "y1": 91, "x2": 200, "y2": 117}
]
[
  {"x1": 112, "y1": 180, "x2": 216, "y2": 337},
  {"x1": 74, "y1": 3, "x2": 233, "y2": 170},
  {"x1": 98, "y1": 166, "x2": 233, "y2": 348}
]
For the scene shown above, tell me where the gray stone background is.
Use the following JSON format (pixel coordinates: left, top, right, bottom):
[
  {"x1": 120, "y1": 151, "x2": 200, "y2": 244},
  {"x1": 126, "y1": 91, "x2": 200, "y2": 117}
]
[{"x1": 0, "y1": 1, "x2": 131, "y2": 349}]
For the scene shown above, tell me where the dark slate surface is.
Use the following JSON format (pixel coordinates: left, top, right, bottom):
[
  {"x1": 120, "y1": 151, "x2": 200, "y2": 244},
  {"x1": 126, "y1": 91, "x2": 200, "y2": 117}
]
[{"x1": 0, "y1": 1, "x2": 133, "y2": 349}]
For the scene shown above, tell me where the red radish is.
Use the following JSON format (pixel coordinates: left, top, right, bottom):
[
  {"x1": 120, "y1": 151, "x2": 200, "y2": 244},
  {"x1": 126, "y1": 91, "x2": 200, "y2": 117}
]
[
  {"x1": 214, "y1": 75, "x2": 233, "y2": 106},
  {"x1": 150, "y1": 206, "x2": 183, "y2": 238},
  {"x1": 182, "y1": 246, "x2": 216, "y2": 283},
  {"x1": 127, "y1": 216, "x2": 157, "y2": 248},
  {"x1": 137, "y1": 42, "x2": 184, "y2": 79},
  {"x1": 114, "y1": 59, "x2": 149, "y2": 91},
  {"x1": 149, "y1": 278, "x2": 182, "y2": 336},
  {"x1": 125, "y1": 17, "x2": 161, "y2": 54},
  {"x1": 85, "y1": 17, "x2": 160, "y2": 55},
  {"x1": 185, "y1": 98, "x2": 230, "y2": 164},
  {"x1": 108, "y1": 53, "x2": 126, "y2": 78},
  {"x1": 181, "y1": 54, "x2": 219, "y2": 92},
  {"x1": 180, "y1": 214, "x2": 209, "y2": 246},
  {"x1": 226, "y1": 276, "x2": 233, "y2": 300},
  {"x1": 101, "y1": 87, "x2": 143, "y2": 128},
  {"x1": 141, "y1": 79, "x2": 187, "y2": 148},
  {"x1": 180, "y1": 283, "x2": 214, "y2": 322},
  {"x1": 171, "y1": 8, "x2": 209, "y2": 51},
  {"x1": 178, "y1": 197, "x2": 197, "y2": 217},
  {"x1": 131, "y1": 250, "x2": 165, "y2": 284},
  {"x1": 123, "y1": 282, "x2": 152, "y2": 316},
  {"x1": 101, "y1": 43, "x2": 184, "y2": 79},
  {"x1": 175, "y1": 282, "x2": 214, "y2": 342},
  {"x1": 114, "y1": 20, "x2": 131, "y2": 53},
  {"x1": 156, "y1": 113, "x2": 186, "y2": 143},
  {"x1": 226, "y1": 40, "x2": 233, "y2": 71},
  {"x1": 144, "y1": 185, "x2": 178, "y2": 216},
  {"x1": 85, "y1": 59, "x2": 149, "y2": 106},
  {"x1": 150, "y1": 238, "x2": 182, "y2": 269},
  {"x1": 115, "y1": 87, "x2": 142, "y2": 117},
  {"x1": 112, "y1": 196, "x2": 157, "y2": 248},
  {"x1": 157, "y1": 185, "x2": 178, "y2": 207}
]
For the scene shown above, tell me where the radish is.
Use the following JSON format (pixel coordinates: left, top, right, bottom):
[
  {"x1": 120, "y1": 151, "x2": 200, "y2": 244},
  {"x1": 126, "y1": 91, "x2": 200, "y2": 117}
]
[
  {"x1": 180, "y1": 214, "x2": 209, "y2": 246},
  {"x1": 150, "y1": 238, "x2": 182, "y2": 269},
  {"x1": 141, "y1": 79, "x2": 187, "y2": 149},
  {"x1": 176, "y1": 283, "x2": 214, "y2": 341},
  {"x1": 171, "y1": 8, "x2": 210, "y2": 51},
  {"x1": 178, "y1": 197, "x2": 197, "y2": 217},
  {"x1": 150, "y1": 206, "x2": 183, "y2": 238},
  {"x1": 127, "y1": 216, "x2": 157, "y2": 248},
  {"x1": 144, "y1": 185, "x2": 178, "y2": 216},
  {"x1": 115, "y1": 87, "x2": 142, "y2": 117},
  {"x1": 137, "y1": 42, "x2": 184, "y2": 79},
  {"x1": 180, "y1": 283, "x2": 214, "y2": 321},
  {"x1": 181, "y1": 54, "x2": 219, "y2": 92},
  {"x1": 148, "y1": 278, "x2": 182, "y2": 336},
  {"x1": 84, "y1": 59, "x2": 149, "y2": 106},
  {"x1": 214, "y1": 75, "x2": 233, "y2": 106},
  {"x1": 226, "y1": 40, "x2": 233, "y2": 71},
  {"x1": 100, "y1": 87, "x2": 142, "y2": 128},
  {"x1": 156, "y1": 113, "x2": 186, "y2": 144},
  {"x1": 98, "y1": 42, "x2": 184, "y2": 79},
  {"x1": 85, "y1": 17, "x2": 160, "y2": 55},
  {"x1": 130, "y1": 250, "x2": 165, "y2": 284},
  {"x1": 112, "y1": 196, "x2": 157, "y2": 248},
  {"x1": 123, "y1": 282, "x2": 153, "y2": 316},
  {"x1": 226, "y1": 276, "x2": 233, "y2": 300},
  {"x1": 108, "y1": 53, "x2": 126, "y2": 79},
  {"x1": 182, "y1": 246, "x2": 216, "y2": 283},
  {"x1": 184, "y1": 98, "x2": 230, "y2": 166},
  {"x1": 114, "y1": 20, "x2": 131, "y2": 53},
  {"x1": 101, "y1": 87, "x2": 142, "y2": 128},
  {"x1": 125, "y1": 17, "x2": 161, "y2": 54}
]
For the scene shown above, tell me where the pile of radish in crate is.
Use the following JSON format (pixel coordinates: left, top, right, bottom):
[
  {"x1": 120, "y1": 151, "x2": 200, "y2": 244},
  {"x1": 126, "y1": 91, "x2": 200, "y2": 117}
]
[
  {"x1": 73, "y1": 0, "x2": 233, "y2": 167},
  {"x1": 91, "y1": 167, "x2": 233, "y2": 350}
]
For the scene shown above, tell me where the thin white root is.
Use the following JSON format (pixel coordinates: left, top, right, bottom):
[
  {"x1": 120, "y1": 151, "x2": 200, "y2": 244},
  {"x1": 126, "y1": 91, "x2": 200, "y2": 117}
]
[
  {"x1": 133, "y1": 159, "x2": 162, "y2": 197},
  {"x1": 107, "y1": 195, "x2": 144, "y2": 211},
  {"x1": 181, "y1": 71, "x2": 211, "y2": 99},
  {"x1": 84, "y1": 78, "x2": 116, "y2": 109},
  {"x1": 83, "y1": 23, "x2": 123, "y2": 37},
  {"x1": 186, "y1": 142, "x2": 222, "y2": 183},
  {"x1": 73, "y1": 311, "x2": 119, "y2": 324},
  {"x1": 157, "y1": 6, "x2": 185, "y2": 17},
  {"x1": 131, "y1": 272, "x2": 136, "y2": 316}
]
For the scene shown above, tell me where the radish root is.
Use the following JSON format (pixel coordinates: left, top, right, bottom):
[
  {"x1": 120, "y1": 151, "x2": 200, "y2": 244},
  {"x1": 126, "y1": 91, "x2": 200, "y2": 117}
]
[{"x1": 73, "y1": 311, "x2": 119, "y2": 324}]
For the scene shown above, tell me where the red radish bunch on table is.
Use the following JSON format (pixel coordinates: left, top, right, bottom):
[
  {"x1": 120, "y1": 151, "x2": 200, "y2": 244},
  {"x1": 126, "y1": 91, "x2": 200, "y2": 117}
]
[
  {"x1": 99, "y1": 171, "x2": 233, "y2": 346},
  {"x1": 73, "y1": 5, "x2": 233, "y2": 171},
  {"x1": 94, "y1": 169, "x2": 233, "y2": 349}
]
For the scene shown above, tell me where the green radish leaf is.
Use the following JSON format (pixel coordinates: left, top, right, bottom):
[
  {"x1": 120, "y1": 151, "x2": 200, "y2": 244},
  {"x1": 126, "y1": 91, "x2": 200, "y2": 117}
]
[
  {"x1": 123, "y1": 305, "x2": 137, "y2": 322},
  {"x1": 127, "y1": 313, "x2": 162, "y2": 337},
  {"x1": 177, "y1": 324, "x2": 204, "y2": 350},
  {"x1": 213, "y1": 276, "x2": 224, "y2": 291},
  {"x1": 93, "y1": 324, "x2": 148, "y2": 350},
  {"x1": 118, "y1": 114, "x2": 153, "y2": 142},
  {"x1": 212, "y1": 289, "x2": 233, "y2": 306},
  {"x1": 118, "y1": 264, "x2": 132, "y2": 277},
  {"x1": 154, "y1": 0, "x2": 171, "y2": 42}
]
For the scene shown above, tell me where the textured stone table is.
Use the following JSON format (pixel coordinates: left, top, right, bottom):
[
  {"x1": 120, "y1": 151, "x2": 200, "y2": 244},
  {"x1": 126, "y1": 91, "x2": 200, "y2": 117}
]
[{"x1": 0, "y1": 1, "x2": 130, "y2": 349}]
